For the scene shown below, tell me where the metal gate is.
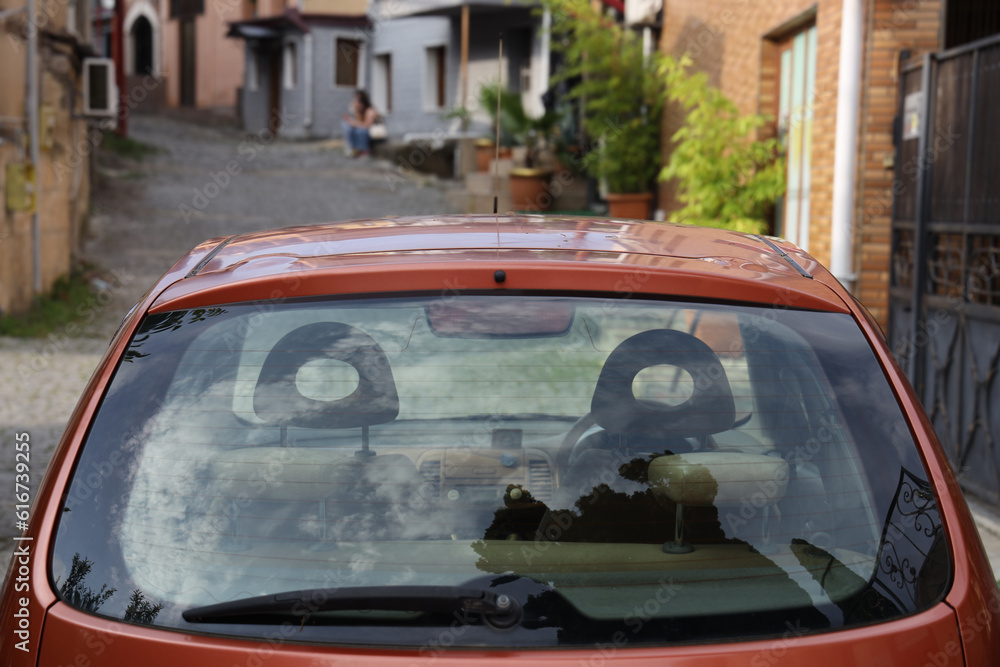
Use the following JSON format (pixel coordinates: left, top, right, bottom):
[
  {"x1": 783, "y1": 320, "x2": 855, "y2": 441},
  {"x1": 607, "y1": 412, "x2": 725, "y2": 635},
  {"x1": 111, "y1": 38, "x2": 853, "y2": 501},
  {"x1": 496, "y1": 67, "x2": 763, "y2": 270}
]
[{"x1": 889, "y1": 33, "x2": 1000, "y2": 503}]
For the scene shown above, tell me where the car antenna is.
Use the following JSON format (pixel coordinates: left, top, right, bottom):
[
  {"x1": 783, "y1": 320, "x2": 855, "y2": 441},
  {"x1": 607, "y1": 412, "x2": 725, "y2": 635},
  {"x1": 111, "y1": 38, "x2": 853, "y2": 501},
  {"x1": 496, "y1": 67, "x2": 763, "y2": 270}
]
[{"x1": 494, "y1": 32, "x2": 503, "y2": 256}]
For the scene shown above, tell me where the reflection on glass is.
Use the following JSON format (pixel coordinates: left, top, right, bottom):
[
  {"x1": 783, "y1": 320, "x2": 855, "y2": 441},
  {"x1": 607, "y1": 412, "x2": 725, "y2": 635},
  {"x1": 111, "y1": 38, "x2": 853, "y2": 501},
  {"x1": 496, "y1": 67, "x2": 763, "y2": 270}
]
[{"x1": 51, "y1": 296, "x2": 946, "y2": 647}]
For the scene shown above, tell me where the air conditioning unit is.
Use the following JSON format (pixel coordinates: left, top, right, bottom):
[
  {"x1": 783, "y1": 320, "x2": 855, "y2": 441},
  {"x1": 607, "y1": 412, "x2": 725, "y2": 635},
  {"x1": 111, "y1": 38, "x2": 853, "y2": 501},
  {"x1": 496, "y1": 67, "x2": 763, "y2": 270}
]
[{"x1": 82, "y1": 58, "x2": 119, "y2": 118}]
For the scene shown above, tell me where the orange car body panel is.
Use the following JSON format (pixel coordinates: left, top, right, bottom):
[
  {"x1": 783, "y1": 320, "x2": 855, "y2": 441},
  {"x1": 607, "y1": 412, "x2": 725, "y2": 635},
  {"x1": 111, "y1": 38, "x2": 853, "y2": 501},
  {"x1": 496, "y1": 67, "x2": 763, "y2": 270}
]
[
  {"x1": 32, "y1": 599, "x2": 963, "y2": 666},
  {"x1": 3, "y1": 216, "x2": 998, "y2": 666}
]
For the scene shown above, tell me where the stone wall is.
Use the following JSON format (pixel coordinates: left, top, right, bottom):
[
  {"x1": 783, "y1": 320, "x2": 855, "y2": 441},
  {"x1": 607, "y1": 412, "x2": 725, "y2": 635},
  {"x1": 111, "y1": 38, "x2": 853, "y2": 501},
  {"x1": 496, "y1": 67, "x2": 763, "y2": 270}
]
[{"x1": 0, "y1": 7, "x2": 92, "y2": 316}]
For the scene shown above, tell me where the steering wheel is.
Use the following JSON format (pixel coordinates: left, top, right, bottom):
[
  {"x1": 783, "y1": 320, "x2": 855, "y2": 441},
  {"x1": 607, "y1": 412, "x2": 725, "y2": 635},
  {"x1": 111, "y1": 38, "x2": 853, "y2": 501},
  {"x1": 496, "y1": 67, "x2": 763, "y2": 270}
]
[{"x1": 558, "y1": 413, "x2": 599, "y2": 468}]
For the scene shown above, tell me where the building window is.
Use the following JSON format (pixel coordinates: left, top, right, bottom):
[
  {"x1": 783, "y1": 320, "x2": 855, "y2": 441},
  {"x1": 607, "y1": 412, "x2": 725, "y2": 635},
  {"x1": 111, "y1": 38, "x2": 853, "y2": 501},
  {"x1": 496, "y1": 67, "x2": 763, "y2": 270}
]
[
  {"x1": 283, "y1": 42, "x2": 297, "y2": 89},
  {"x1": 130, "y1": 15, "x2": 154, "y2": 75},
  {"x1": 771, "y1": 23, "x2": 816, "y2": 250},
  {"x1": 373, "y1": 53, "x2": 392, "y2": 113},
  {"x1": 336, "y1": 38, "x2": 361, "y2": 87},
  {"x1": 425, "y1": 45, "x2": 446, "y2": 109}
]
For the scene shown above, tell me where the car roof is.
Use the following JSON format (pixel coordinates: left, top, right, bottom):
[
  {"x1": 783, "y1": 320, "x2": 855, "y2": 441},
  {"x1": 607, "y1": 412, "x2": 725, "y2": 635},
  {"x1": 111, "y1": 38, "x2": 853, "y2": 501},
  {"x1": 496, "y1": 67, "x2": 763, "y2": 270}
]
[{"x1": 147, "y1": 215, "x2": 851, "y2": 314}]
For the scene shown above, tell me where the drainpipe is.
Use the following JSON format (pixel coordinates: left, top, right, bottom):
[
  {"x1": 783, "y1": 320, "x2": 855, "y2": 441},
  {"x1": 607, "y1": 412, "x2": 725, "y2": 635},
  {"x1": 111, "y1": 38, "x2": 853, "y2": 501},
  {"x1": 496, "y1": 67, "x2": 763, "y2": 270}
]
[
  {"x1": 113, "y1": 0, "x2": 126, "y2": 135},
  {"x1": 830, "y1": 0, "x2": 862, "y2": 292},
  {"x1": 26, "y1": 0, "x2": 42, "y2": 294}
]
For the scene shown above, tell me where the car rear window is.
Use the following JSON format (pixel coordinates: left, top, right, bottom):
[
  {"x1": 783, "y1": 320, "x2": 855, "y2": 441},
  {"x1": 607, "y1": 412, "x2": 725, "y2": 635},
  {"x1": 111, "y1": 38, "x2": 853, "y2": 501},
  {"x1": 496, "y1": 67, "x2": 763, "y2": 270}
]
[{"x1": 51, "y1": 294, "x2": 949, "y2": 647}]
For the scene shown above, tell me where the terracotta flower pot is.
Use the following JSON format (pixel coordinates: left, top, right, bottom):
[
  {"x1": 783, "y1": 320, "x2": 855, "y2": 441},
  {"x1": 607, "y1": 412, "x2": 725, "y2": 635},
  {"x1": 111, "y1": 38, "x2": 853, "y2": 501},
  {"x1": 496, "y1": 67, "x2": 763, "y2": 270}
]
[
  {"x1": 474, "y1": 139, "x2": 494, "y2": 173},
  {"x1": 606, "y1": 192, "x2": 653, "y2": 220},
  {"x1": 509, "y1": 168, "x2": 554, "y2": 211}
]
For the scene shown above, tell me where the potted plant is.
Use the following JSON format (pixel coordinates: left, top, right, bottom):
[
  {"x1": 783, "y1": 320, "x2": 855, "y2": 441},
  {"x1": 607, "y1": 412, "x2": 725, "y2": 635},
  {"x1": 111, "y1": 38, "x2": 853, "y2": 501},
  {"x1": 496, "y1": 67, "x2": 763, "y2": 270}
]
[
  {"x1": 545, "y1": 0, "x2": 667, "y2": 219},
  {"x1": 476, "y1": 83, "x2": 517, "y2": 169},
  {"x1": 479, "y1": 83, "x2": 562, "y2": 211},
  {"x1": 511, "y1": 108, "x2": 562, "y2": 212}
]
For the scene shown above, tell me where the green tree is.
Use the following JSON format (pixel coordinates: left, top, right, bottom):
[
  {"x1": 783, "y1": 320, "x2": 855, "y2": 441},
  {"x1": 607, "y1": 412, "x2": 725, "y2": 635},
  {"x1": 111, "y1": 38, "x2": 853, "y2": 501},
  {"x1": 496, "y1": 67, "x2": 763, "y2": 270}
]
[
  {"x1": 478, "y1": 82, "x2": 561, "y2": 167},
  {"x1": 124, "y1": 589, "x2": 165, "y2": 624},
  {"x1": 544, "y1": 0, "x2": 666, "y2": 193},
  {"x1": 659, "y1": 56, "x2": 786, "y2": 234},
  {"x1": 59, "y1": 553, "x2": 116, "y2": 612}
]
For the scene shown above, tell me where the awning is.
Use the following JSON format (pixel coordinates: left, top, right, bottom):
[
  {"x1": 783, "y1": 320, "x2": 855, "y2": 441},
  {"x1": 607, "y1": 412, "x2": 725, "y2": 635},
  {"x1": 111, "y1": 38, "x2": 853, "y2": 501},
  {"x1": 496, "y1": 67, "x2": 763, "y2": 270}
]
[
  {"x1": 227, "y1": 11, "x2": 309, "y2": 39},
  {"x1": 227, "y1": 24, "x2": 282, "y2": 39},
  {"x1": 396, "y1": 0, "x2": 535, "y2": 19}
]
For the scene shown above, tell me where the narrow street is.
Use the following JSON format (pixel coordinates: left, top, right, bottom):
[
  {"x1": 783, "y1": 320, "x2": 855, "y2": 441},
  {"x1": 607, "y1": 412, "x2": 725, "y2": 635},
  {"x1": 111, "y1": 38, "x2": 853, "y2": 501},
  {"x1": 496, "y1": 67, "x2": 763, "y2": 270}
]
[
  {"x1": 1, "y1": 113, "x2": 999, "y2": 579},
  {"x1": 0, "y1": 112, "x2": 458, "y2": 568}
]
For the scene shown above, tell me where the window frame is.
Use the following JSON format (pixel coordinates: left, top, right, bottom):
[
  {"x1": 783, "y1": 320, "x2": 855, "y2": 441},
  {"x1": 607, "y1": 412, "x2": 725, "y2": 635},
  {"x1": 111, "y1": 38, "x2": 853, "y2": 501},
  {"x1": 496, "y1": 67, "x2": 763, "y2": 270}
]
[
  {"x1": 372, "y1": 52, "x2": 392, "y2": 113},
  {"x1": 334, "y1": 36, "x2": 363, "y2": 89},
  {"x1": 282, "y1": 41, "x2": 298, "y2": 90},
  {"x1": 423, "y1": 44, "x2": 447, "y2": 111}
]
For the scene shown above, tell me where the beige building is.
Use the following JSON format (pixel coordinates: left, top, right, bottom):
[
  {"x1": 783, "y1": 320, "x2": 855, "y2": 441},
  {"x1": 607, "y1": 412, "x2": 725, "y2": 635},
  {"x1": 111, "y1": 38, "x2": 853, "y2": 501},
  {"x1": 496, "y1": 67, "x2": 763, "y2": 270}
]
[
  {"x1": 156, "y1": 0, "x2": 366, "y2": 111},
  {"x1": 1, "y1": 0, "x2": 94, "y2": 314},
  {"x1": 158, "y1": 0, "x2": 249, "y2": 109}
]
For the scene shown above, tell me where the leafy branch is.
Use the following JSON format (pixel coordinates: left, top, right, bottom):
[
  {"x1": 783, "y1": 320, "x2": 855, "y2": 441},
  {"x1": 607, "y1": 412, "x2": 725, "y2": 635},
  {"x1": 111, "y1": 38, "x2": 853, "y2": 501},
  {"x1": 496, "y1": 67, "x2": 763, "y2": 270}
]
[
  {"x1": 478, "y1": 83, "x2": 561, "y2": 167},
  {"x1": 659, "y1": 56, "x2": 786, "y2": 233},
  {"x1": 544, "y1": 0, "x2": 666, "y2": 193}
]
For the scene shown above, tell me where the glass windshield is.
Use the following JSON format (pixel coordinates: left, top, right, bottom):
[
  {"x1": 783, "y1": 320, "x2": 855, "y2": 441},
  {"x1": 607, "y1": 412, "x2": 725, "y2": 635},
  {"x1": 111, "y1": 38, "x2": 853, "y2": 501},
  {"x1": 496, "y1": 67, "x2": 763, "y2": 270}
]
[{"x1": 51, "y1": 294, "x2": 948, "y2": 647}]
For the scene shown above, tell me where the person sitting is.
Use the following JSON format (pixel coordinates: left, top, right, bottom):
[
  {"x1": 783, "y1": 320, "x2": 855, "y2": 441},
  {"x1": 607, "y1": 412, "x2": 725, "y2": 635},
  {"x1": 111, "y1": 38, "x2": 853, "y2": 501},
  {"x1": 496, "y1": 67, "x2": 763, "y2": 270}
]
[{"x1": 341, "y1": 90, "x2": 378, "y2": 158}]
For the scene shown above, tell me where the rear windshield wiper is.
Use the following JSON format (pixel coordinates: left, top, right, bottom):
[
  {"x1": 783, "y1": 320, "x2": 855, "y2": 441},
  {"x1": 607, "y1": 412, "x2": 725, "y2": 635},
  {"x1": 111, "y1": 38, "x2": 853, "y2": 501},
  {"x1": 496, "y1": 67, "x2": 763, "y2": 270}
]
[{"x1": 182, "y1": 585, "x2": 522, "y2": 629}]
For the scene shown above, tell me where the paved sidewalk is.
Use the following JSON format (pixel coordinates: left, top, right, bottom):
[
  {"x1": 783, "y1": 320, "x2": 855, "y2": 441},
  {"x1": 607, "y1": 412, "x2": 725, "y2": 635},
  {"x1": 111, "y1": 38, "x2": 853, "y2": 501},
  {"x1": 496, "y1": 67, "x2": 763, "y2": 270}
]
[
  {"x1": 968, "y1": 499, "x2": 1000, "y2": 580},
  {"x1": 0, "y1": 336, "x2": 105, "y2": 572}
]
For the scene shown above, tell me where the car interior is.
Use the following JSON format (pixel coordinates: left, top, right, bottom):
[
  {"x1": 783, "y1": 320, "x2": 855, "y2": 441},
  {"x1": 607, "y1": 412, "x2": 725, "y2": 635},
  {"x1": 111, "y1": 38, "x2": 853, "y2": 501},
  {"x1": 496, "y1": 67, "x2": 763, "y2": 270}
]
[{"x1": 105, "y1": 297, "x2": 899, "y2": 624}]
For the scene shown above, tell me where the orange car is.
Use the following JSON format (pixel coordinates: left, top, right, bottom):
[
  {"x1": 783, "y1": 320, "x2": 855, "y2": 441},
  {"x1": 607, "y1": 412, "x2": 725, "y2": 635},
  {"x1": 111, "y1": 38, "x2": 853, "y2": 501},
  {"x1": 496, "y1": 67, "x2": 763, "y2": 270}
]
[{"x1": 3, "y1": 216, "x2": 998, "y2": 666}]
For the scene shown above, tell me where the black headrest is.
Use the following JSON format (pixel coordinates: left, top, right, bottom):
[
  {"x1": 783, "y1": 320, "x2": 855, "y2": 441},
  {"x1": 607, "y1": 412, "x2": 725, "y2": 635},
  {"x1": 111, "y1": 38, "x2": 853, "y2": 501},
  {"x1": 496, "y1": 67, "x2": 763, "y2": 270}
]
[
  {"x1": 253, "y1": 322, "x2": 399, "y2": 429},
  {"x1": 591, "y1": 329, "x2": 735, "y2": 439}
]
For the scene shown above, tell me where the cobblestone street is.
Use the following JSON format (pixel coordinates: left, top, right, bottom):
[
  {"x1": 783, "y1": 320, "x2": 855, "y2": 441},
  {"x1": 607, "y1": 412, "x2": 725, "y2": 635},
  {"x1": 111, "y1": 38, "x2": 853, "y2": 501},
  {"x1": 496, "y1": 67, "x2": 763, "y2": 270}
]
[{"x1": 0, "y1": 112, "x2": 458, "y2": 570}]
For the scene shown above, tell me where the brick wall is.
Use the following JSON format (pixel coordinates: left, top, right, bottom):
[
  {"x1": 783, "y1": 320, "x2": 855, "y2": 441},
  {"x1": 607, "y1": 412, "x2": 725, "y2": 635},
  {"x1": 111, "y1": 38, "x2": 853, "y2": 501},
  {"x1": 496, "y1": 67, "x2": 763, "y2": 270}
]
[
  {"x1": 855, "y1": 0, "x2": 942, "y2": 324},
  {"x1": 658, "y1": 0, "x2": 945, "y2": 327},
  {"x1": 658, "y1": 0, "x2": 840, "y2": 268}
]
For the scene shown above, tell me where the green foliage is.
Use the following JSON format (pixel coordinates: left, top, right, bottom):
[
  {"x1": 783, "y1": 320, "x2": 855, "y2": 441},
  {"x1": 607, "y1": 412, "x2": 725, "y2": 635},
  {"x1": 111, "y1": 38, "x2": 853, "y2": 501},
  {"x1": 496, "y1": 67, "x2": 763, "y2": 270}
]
[
  {"x1": 60, "y1": 553, "x2": 116, "y2": 613},
  {"x1": 441, "y1": 104, "x2": 471, "y2": 131},
  {"x1": 478, "y1": 83, "x2": 561, "y2": 166},
  {"x1": 659, "y1": 56, "x2": 786, "y2": 234},
  {"x1": 544, "y1": 0, "x2": 785, "y2": 221},
  {"x1": 100, "y1": 131, "x2": 161, "y2": 160},
  {"x1": 544, "y1": 0, "x2": 666, "y2": 193},
  {"x1": 124, "y1": 589, "x2": 164, "y2": 624},
  {"x1": 0, "y1": 264, "x2": 97, "y2": 337}
]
